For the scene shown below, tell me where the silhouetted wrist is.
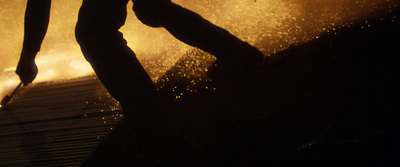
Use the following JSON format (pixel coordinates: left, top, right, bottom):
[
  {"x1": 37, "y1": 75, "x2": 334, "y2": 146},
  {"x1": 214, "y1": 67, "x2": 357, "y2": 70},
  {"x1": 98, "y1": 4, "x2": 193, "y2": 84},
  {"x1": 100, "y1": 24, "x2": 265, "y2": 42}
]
[{"x1": 20, "y1": 49, "x2": 37, "y2": 62}]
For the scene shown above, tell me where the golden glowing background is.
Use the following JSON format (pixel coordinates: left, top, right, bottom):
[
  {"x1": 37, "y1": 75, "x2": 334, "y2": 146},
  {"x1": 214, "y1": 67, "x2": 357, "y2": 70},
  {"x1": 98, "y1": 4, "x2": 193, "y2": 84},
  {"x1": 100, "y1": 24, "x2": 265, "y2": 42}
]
[{"x1": 0, "y1": 0, "x2": 398, "y2": 100}]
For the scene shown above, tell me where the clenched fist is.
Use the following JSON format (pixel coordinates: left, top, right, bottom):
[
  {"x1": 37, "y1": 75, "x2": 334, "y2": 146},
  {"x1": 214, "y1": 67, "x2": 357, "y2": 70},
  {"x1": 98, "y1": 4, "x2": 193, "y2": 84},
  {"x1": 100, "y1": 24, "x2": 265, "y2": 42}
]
[{"x1": 16, "y1": 51, "x2": 38, "y2": 86}]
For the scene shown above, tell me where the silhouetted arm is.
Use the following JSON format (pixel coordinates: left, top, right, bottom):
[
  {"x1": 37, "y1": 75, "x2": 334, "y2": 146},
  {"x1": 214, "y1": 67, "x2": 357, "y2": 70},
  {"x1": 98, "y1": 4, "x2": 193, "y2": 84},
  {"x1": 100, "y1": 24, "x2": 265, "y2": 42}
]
[
  {"x1": 16, "y1": 0, "x2": 51, "y2": 86},
  {"x1": 133, "y1": 1, "x2": 262, "y2": 63}
]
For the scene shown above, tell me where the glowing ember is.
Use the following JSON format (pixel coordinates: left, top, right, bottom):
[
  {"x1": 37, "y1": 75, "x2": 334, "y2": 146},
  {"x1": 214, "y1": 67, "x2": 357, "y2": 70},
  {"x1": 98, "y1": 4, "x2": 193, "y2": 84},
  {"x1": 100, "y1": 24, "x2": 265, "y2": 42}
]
[{"x1": 0, "y1": 0, "x2": 398, "y2": 100}]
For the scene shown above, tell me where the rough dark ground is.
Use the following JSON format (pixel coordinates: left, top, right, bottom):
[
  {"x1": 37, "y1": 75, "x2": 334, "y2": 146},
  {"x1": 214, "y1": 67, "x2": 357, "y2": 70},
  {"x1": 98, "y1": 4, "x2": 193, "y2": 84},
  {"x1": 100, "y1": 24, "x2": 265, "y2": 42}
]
[{"x1": 148, "y1": 8, "x2": 400, "y2": 167}]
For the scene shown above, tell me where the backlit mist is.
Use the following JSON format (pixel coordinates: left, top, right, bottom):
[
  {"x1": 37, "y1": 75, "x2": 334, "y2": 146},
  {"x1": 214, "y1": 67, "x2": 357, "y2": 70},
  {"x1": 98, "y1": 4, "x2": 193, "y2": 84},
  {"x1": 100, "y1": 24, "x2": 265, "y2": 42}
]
[{"x1": 0, "y1": 0, "x2": 398, "y2": 100}]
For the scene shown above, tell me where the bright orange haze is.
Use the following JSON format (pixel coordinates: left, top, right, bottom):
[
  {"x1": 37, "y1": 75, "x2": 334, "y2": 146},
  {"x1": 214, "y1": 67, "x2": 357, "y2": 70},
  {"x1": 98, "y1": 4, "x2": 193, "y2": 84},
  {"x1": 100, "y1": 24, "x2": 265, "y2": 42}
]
[{"x1": 0, "y1": 0, "x2": 397, "y2": 102}]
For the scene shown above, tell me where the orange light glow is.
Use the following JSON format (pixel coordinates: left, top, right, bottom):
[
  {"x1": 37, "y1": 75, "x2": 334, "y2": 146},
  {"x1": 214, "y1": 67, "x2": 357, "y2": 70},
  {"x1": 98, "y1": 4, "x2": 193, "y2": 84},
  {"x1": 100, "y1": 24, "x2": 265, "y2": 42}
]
[{"x1": 0, "y1": 0, "x2": 398, "y2": 100}]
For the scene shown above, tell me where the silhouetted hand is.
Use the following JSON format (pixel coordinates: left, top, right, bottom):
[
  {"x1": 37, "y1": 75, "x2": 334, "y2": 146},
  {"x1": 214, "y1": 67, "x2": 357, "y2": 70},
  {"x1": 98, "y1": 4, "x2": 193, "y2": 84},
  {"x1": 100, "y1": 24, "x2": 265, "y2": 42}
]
[{"x1": 16, "y1": 51, "x2": 38, "y2": 86}]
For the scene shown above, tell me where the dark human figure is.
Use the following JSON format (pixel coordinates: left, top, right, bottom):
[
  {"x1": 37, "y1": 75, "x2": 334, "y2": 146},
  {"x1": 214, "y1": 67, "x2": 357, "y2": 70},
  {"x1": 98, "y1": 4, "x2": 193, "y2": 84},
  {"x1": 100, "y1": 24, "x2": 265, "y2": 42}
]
[{"x1": 16, "y1": 0, "x2": 263, "y2": 166}]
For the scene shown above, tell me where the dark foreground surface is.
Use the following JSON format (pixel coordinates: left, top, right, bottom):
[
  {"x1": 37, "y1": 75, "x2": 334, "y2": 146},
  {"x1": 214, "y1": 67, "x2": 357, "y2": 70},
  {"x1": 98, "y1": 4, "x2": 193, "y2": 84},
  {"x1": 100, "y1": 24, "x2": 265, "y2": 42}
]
[
  {"x1": 152, "y1": 9, "x2": 400, "y2": 166},
  {"x1": 0, "y1": 76, "x2": 122, "y2": 166},
  {"x1": 1, "y1": 9, "x2": 399, "y2": 167}
]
